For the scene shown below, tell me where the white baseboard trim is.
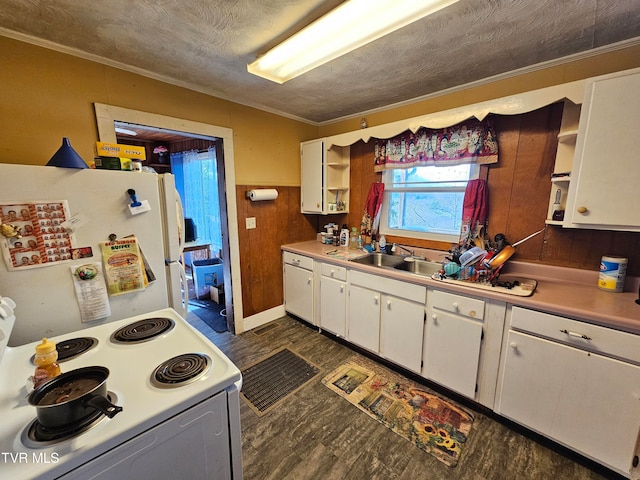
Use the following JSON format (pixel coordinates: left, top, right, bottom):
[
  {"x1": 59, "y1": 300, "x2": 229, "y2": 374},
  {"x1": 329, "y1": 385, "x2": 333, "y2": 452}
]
[{"x1": 241, "y1": 305, "x2": 286, "y2": 333}]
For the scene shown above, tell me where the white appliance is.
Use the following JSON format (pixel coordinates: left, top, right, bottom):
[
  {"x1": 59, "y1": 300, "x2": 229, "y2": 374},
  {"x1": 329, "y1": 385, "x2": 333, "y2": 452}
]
[
  {"x1": 0, "y1": 164, "x2": 189, "y2": 346},
  {"x1": 0, "y1": 306, "x2": 243, "y2": 479}
]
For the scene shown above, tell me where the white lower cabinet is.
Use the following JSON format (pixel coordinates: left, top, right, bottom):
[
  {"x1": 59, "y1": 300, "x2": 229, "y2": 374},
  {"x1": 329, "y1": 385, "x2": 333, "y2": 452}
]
[
  {"x1": 347, "y1": 284, "x2": 380, "y2": 352},
  {"x1": 285, "y1": 249, "x2": 640, "y2": 476},
  {"x1": 347, "y1": 270, "x2": 426, "y2": 373},
  {"x1": 496, "y1": 306, "x2": 640, "y2": 476},
  {"x1": 319, "y1": 263, "x2": 347, "y2": 336},
  {"x1": 283, "y1": 252, "x2": 314, "y2": 323},
  {"x1": 423, "y1": 289, "x2": 484, "y2": 399},
  {"x1": 379, "y1": 295, "x2": 425, "y2": 373}
]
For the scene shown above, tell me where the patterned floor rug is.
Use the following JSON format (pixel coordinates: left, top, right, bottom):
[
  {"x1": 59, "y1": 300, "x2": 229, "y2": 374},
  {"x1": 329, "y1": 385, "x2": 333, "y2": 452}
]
[{"x1": 322, "y1": 358, "x2": 475, "y2": 467}]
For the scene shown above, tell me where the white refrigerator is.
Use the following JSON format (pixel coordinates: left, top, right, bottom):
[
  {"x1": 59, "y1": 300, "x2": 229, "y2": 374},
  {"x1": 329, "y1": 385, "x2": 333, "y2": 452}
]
[{"x1": 0, "y1": 163, "x2": 187, "y2": 346}]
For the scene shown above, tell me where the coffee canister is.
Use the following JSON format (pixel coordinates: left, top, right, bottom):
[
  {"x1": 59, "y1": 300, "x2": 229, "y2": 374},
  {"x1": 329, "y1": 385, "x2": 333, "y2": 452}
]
[{"x1": 598, "y1": 256, "x2": 628, "y2": 292}]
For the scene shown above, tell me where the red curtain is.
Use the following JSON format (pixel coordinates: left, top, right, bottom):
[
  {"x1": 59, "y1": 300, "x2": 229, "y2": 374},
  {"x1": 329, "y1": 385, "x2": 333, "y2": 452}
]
[
  {"x1": 360, "y1": 182, "x2": 384, "y2": 237},
  {"x1": 459, "y1": 178, "x2": 489, "y2": 247}
]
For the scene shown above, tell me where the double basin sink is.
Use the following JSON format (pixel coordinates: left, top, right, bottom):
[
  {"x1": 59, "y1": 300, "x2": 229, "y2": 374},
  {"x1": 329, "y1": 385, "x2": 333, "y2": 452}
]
[{"x1": 350, "y1": 252, "x2": 442, "y2": 277}]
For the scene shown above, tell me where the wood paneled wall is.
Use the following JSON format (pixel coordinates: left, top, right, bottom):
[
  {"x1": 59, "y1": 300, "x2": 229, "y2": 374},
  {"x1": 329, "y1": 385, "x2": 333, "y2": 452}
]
[
  {"x1": 346, "y1": 104, "x2": 640, "y2": 276},
  {"x1": 239, "y1": 104, "x2": 639, "y2": 318},
  {"x1": 236, "y1": 186, "x2": 318, "y2": 317}
]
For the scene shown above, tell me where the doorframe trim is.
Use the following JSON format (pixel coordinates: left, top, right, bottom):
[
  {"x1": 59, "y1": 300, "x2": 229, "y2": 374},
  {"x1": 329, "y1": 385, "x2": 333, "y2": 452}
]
[{"x1": 94, "y1": 103, "x2": 245, "y2": 333}]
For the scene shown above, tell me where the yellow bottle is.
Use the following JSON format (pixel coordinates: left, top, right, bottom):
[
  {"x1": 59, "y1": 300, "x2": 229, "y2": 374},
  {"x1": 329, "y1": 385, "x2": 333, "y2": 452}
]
[
  {"x1": 33, "y1": 338, "x2": 61, "y2": 389},
  {"x1": 349, "y1": 227, "x2": 358, "y2": 250}
]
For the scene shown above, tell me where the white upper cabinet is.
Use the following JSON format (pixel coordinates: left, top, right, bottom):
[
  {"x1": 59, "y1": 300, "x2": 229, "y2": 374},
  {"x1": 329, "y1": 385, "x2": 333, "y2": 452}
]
[
  {"x1": 300, "y1": 139, "x2": 350, "y2": 215},
  {"x1": 300, "y1": 140, "x2": 324, "y2": 213},
  {"x1": 564, "y1": 67, "x2": 640, "y2": 231}
]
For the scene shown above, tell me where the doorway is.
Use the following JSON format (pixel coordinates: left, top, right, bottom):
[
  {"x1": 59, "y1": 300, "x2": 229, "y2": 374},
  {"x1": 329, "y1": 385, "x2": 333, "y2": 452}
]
[
  {"x1": 115, "y1": 124, "x2": 226, "y2": 327},
  {"x1": 94, "y1": 103, "x2": 244, "y2": 334}
]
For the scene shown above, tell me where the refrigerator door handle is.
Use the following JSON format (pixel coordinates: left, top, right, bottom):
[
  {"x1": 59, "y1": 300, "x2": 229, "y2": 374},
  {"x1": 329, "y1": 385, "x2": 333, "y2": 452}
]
[
  {"x1": 179, "y1": 261, "x2": 188, "y2": 315},
  {"x1": 175, "y1": 188, "x2": 185, "y2": 256},
  {"x1": 165, "y1": 260, "x2": 189, "y2": 317}
]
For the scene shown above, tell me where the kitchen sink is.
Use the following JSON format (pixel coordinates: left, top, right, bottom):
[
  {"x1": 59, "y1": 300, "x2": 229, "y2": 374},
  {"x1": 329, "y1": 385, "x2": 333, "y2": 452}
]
[
  {"x1": 350, "y1": 252, "x2": 405, "y2": 268},
  {"x1": 394, "y1": 258, "x2": 443, "y2": 277}
]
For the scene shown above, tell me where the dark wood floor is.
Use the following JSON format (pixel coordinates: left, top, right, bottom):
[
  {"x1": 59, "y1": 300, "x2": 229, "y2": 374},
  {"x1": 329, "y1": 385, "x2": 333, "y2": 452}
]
[{"x1": 186, "y1": 312, "x2": 623, "y2": 480}]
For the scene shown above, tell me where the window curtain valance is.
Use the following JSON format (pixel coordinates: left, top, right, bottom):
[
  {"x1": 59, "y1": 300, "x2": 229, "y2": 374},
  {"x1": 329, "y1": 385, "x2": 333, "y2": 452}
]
[{"x1": 373, "y1": 117, "x2": 498, "y2": 172}]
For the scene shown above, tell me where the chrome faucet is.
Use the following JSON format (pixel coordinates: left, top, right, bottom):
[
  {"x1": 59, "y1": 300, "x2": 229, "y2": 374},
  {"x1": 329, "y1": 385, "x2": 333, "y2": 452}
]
[
  {"x1": 393, "y1": 244, "x2": 426, "y2": 260},
  {"x1": 393, "y1": 243, "x2": 414, "y2": 256}
]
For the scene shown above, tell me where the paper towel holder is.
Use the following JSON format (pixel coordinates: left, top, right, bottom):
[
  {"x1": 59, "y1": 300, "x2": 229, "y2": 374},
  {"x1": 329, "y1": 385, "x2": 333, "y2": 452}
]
[{"x1": 246, "y1": 189, "x2": 278, "y2": 201}]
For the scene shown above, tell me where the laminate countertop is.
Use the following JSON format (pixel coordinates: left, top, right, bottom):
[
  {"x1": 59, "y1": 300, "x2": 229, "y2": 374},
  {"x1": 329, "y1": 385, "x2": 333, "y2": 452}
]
[{"x1": 282, "y1": 241, "x2": 640, "y2": 335}]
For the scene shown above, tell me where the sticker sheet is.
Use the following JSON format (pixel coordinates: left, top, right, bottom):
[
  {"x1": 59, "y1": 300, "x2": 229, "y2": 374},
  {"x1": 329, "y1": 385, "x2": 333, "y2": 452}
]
[{"x1": 1, "y1": 201, "x2": 75, "y2": 270}]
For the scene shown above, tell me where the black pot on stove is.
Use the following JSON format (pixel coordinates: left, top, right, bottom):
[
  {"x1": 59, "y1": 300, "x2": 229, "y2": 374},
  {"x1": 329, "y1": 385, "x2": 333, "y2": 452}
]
[{"x1": 28, "y1": 366, "x2": 122, "y2": 429}]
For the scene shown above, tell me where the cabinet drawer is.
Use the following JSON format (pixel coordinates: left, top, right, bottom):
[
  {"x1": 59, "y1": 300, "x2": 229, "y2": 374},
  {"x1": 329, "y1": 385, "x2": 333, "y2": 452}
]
[
  {"x1": 350, "y1": 270, "x2": 425, "y2": 304},
  {"x1": 283, "y1": 251, "x2": 314, "y2": 270},
  {"x1": 511, "y1": 306, "x2": 640, "y2": 364},
  {"x1": 429, "y1": 289, "x2": 484, "y2": 320},
  {"x1": 321, "y1": 263, "x2": 347, "y2": 281}
]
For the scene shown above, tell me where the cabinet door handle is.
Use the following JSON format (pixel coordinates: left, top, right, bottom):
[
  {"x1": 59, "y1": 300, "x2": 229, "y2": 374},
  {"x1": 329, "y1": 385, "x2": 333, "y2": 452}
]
[
  {"x1": 577, "y1": 206, "x2": 588, "y2": 214},
  {"x1": 330, "y1": 269, "x2": 335, "y2": 277},
  {"x1": 452, "y1": 302, "x2": 459, "y2": 311},
  {"x1": 374, "y1": 295, "x2": 379, "y2": 305},
  {"x1": 340, "y1": 285, "x2": 344, "y2": 293},
  {"x1": 432, "y1": 314, "x2": 438, "y2": 325},
  {"x1": 510, "y1": 342, "x2": 518, "y2": 349},
  {"x1": 386, "y1": 300, "x2": 392, "y2": 310},
  {"x1": 307, "y1": 277, "x2": 312, "y2": 284},
  {"x1": 559, "y1": 329, "x2": 592, "y2": 340}
]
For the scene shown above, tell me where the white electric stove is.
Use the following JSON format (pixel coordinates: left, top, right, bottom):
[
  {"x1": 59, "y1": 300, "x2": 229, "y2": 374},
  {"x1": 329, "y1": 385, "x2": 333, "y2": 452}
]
[{"x1": 0, "y1": 307, "x2": 243, "y2": 480}]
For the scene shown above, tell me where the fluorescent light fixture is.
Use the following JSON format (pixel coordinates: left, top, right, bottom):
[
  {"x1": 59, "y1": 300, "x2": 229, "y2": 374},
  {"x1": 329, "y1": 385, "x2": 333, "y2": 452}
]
[
  {"x1": 248, "y1": 0, "x2": 459, "y2": 83},
  {"x1": 115, "y1": 127, "x2": 137, "y2": 136}
]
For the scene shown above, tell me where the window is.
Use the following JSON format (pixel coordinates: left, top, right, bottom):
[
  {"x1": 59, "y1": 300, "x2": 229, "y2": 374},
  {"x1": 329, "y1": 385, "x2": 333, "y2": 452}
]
[
  {"x1": 379, "y1": 164, "x2": 480, "y2": 243},
  {"x1": 171, "y1": 148, "x2": 223, "y2": 255}
]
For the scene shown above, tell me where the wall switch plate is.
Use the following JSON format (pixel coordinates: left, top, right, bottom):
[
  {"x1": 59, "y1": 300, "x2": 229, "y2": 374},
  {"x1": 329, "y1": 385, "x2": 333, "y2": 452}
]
[{"x1": 246, "y1": 217, "x2": 256, "y2": 229}]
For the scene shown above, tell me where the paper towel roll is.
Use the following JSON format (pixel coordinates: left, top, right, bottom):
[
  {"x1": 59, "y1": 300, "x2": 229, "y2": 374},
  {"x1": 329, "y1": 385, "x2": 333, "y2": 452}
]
[{"x1": 247, "y1": 189, "x2": 278, "y2": 201}]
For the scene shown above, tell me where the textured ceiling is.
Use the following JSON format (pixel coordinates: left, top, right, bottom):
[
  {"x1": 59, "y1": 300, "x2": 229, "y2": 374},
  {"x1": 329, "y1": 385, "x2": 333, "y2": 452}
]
[{"x1": 1, "y1": 0, "x2": 639, "y2": 124}]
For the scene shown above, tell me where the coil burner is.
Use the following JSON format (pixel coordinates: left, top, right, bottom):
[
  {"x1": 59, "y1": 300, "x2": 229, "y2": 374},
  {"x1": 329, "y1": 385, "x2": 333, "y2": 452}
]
[
  {"x1": 110, "y1": 318, "x2": 175, "y2": 344},
  {"x1": 22, "y1": 392, "x2": 118, "y2": 448},
  {"x1": 55, "y1": 337, "x2": 99, "y2": 362},
  {"x1": 151, "y1": 353, "x2": 211, "y2": 388}
]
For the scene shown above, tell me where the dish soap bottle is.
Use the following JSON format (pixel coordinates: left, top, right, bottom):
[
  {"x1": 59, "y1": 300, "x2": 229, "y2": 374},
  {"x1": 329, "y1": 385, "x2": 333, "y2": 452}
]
[
  {"x1": 339, "y1": 224, "x2": 349, "y2": 247},
  {"x1": 349, "y1": 227, "x2": 358, "y2": 250},
  {"x1": 379, "y1": 234, "x2": 387, "y2": 252},
  {"x1": 33, "y1": 338, "x2": 61, "y2": 389}
]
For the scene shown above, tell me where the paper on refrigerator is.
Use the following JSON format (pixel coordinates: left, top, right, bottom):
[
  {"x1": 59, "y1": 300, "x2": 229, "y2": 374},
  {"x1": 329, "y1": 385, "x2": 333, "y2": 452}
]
[
  {"x1": 70, "y1": 262, "x2": 111, "y2": 322},
  {"x1": 0, "y1": 200, "x2": 75, "y2": 270},
  {"x1": 100, "y1": 237, "x2": 148, "y2": 295}
]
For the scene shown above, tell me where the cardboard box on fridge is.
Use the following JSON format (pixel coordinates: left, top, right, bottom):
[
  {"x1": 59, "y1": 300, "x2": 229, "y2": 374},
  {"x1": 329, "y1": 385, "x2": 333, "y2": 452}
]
[
  {"x1": 96, "y1": 142, "x2": 146, "y2": 160},
  {"x1": 94, "y1": 156, "x2": 122, "y2": 170}
]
